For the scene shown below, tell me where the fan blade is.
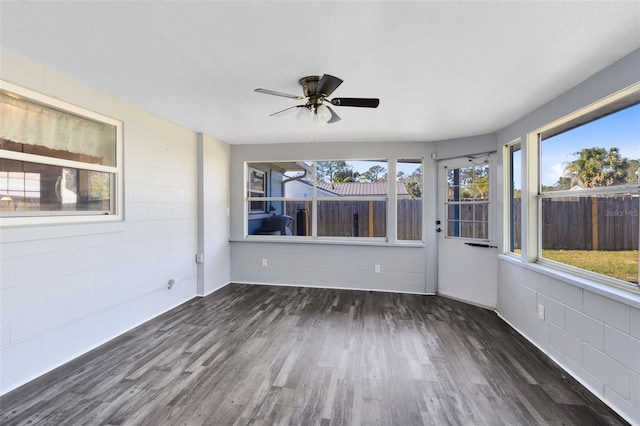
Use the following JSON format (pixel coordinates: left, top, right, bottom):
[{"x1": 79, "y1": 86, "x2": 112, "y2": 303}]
[
  {"x1": 269, "y1": 105, "x2": 305, "y2": 117},
  {"x1": 326, "y1": 105, "x2": 341, "y2": 124},
  {"x1": 255, "y1": 88, "x2": 304, "y2": 100},
  {"x1": 331, "y1": 98, "x2": 380, "y2": 108},
  {"x1": 316, "y1": 74, "x2": 343, "y2": 97}
]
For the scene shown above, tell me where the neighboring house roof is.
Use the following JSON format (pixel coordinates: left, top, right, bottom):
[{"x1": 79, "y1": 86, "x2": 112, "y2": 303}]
[
  {"x1": 317, "y1": 182, "x2": 408, "y2": 196},
  {"x1": 286, "y1": 180, "x2": 409, "y2": 196}
]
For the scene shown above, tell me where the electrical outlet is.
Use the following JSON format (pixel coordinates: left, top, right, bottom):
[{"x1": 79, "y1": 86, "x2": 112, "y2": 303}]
[
  {"x1": 262, "y1": 258, "x2": 268, "y2": 267},
  {"x1": 375, "y1": 264, "x2": 381, "y2": 273},
  {"x1": 538, "y1": 304, "x2": 545, "y2": 320}
]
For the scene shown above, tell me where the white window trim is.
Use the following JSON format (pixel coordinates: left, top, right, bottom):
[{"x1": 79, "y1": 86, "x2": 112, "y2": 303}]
[
  {"x1": 442, "y1": 159, "x2": 493, "y2": 243},
  {"x1": 247, "y1": 167, "x2": 267, "y2": 214},
  {"x1": 244, "y1": 159, "x2": 424, "y2": 245},
  {"x1": 503, "y1": 139, "x2": 522, "y2": 256},
  {"x1": 526, "y1": 82, "x2": 640, "y2": 293},
  {"x1": 0, "y1": 80, "x2": 123, "y2": 227}
]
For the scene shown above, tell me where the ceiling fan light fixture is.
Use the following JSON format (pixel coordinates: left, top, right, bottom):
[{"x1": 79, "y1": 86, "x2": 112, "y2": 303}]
[
  {"x1": 255, "y1": 74, "x2": 378, "y2": 125},
  {"x1": 296, "y1": 106, "x2": 312, "y2": 125},
  {"x1": 315, "y1": 104, "x2": 332, "y2": 124}
]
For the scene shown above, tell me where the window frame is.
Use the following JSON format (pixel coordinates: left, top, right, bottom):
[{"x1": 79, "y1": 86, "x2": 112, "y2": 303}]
[
  {"x1": 247, "y1": 167, "x2": 267, "y2": 214},
  {"x1": 244, "y1": 158, "x2": 424, "y2": 245},
  {"x1": 443, "y1": 160, "x2": 492, "y2": 242},
  {"x1": 504, "y1": 139, "x2": 522, "y2": 256},
  {"x1": 0, "y1": 80, "x2": 123, "y2": 227},
  {"x1": 531, "y1": 83, "x2": 640, "y2": 293},
  {"x1": 396, "y1": 158, "x2": 424, "y2": 243}
]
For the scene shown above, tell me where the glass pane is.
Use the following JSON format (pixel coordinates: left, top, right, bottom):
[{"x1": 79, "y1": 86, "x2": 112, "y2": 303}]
[
  {"x1": 474, "y1": 202, "x2": 489, "y2": 221},
  {"x1": 248, "y1": 198, "x2": 265, "y2": 213},
  {"x1": 248, "y1": 169, "x2": 265, "y2": 192},
  {"x1": 460, "y1": 203, "x2": 474, "y2": 221},
  {"x1": 0, "y1": 91, "x2": 117, "y2": 166},
  {"x1": 540, "y1": 103, "x2": 640, "y2": 192},
  {"x1": 474, "y1": 221, "x2": 488, "y2": 240},
  {"x1": 460, "y1": 185, "x2": 476, "y2": 199},
  {"x1": 248, "y1": 200, "x2": 309, "y2": 236},
  {"x1": 315, "y1": 160, "x2": 388, "y2": 198},
  {"x1": 446, "y1": 204, "x2": 460, "y2": 237},
  {"x1": 447, "y1": 220, "x2": 458, "y2": 236},
  {"x1": 445, "y1": 164, "x2": 490, "y2": 240},
  {"x1": 247, "y1": 162, "x2": 313, "y2": 198},
  {"x1": 0, "y1": 159, "x2": 112, "y2": 215},
  {"x1": 540, "y1": 194, "x2": 638, "y2": 284},
  {"x1": 317, "y1": 200, "x2": 387, "y2": 238},
  {"x1": 397, "y1": 159, "x2": 422, "y2": 241},
  {"x1": 460, "y1": 221, "x2": 474, "y2": 239},
  {"x1": 509, "y1": 143, "x2": 522, "y2": 253}
]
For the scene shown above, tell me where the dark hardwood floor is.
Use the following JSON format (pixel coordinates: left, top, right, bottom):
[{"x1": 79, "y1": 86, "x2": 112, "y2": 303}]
[{"x1": 0, "y1": 284, "x2": 628, "y2": 425}]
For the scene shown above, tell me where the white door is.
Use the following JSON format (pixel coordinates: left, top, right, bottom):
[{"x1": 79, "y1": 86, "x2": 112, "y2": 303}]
[{"x1": 436, "y1": 158, "x2": 497, "y2": 308}]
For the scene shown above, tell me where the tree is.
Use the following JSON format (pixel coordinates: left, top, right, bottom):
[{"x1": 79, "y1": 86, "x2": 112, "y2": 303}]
[
  {"x1": 548, "y1": 176, "x2": 572, "y2": 191},
  {"x1": 398, "y1": 166, "x2": 423, "y2": 199},
  {"x1": 406, "y1": 181, "x2": 422, "y2": 198},
  {"x1": 450, "y1": 165, "x2": 489, "y2": 199},
  {"x1": 564, "y1": 147, "x2": 629, "y2": 188},
  {"x1": 359, "y1": 165, "x2": 387, "y2": 182},
  {"x1": 316, "y1": 161, "x2": 355, "y2": 182},
  {"x1": 626, "y1": 159, "x2": 640, "y2": 184},
  {"x1": 472, "y1": 175, "x2": 489, "y2": 198}
]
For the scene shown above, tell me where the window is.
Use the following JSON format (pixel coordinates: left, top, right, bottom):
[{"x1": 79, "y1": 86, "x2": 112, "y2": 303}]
[
  {"x1": 245, "y1": 159, "x2": 423, "y2": 243},
  {"x1": 0, "y1": 81, "x2": 122, "y2": 225},
  {"x1": 506, "y1": 141, "x2": 522, "y2": 254},
  {"x1": 246, "y1": 161, "x2": 310, "y2": 236},
  {"x1": 445, "y1": 164, "x2": 490, "y2": 240},
  {"x1": 315, "y1": 160, "x2": 388, "y2": 238},
  {"x1": 247, "y1": 168, "x2": 266, "y2": 213},
  {"x1": 397, "y1": 159, "x2": 423, "y2": 241},
  {"x1": 536, "y1": 88, "x2": 639, "y2": 290}
]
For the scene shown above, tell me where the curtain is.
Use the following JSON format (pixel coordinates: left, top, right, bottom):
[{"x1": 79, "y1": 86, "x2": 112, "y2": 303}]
[{"x1": 0, "y1": 92, "x2": 116, "y2": 166}]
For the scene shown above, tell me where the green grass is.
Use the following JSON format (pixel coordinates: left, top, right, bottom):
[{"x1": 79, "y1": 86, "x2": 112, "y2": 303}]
[{"x1": 541, "y1": 249, "x2": 638, "y2": 284}]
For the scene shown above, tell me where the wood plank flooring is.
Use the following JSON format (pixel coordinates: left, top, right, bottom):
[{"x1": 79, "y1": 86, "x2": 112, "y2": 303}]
[{"x1": 0, "y1": 284, "x2": 628, "y2": 425}]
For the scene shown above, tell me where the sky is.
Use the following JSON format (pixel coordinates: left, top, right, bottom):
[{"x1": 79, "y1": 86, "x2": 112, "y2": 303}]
[
  {"x1": 344, "y1": 102, "x2": 639, "y2": 187},
  {"x1": 540, "y1": 103, "x2": 640, "y2": 187},
  {"x1": 347, "y1": 160, "x2": 421, "y2": 177},
  {"x1": 292, "y1": 102, "x2": 639, "y2": 187}
]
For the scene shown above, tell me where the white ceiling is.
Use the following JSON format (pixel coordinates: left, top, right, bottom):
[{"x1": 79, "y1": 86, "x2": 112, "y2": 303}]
[{"x1": 1, "y1": 1, "x2": 639, "y2": 145}]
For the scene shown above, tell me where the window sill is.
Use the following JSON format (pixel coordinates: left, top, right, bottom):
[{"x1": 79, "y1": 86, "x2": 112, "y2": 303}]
[
  {"x1": 231, "y1": 237, "x2": 425, "y2": 248},
  {"x1": 497, "y1": 254, "x2": 640, "y2": 310},
  {"x1": 0, "y1": 216, "x2": 125, "y2": 243}
]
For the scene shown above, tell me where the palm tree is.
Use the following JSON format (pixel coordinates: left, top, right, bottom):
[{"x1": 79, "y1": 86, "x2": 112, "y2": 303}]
[{"x1": 564, "y1": 147, "x2": 629, "y2": 188}]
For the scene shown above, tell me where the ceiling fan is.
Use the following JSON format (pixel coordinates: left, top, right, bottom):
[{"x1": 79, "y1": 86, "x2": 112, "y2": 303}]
[{"x1": 254, "y1": 74, "x2": 379, "y2": 124}]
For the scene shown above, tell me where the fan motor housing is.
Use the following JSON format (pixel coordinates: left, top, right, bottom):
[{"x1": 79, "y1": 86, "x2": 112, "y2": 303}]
[{"x1": 299, "y1": 75, "x2": 322, "y2": 99}]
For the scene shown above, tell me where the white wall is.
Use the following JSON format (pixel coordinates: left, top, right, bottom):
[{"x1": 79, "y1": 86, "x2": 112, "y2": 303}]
[
  {"x1": 496, "y1": 49, "x2": 640, "y2": 424},
  {"x1": 230, "y1": 141, "x2": 438, "y2": 294},
  {"x1": 0, "y1": 49, "x2": 230, "y2": 394},
  {"x1": 198, "y1": 133, "x2": 231, "y2": 296}
]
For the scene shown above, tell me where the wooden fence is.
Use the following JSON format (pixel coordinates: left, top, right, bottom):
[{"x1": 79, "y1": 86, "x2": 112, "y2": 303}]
[
  {"x1": 282, "y1": 196, "x2": 637, "y2": 249},
  {"x1": 286, "y1": 199, "x2": 422, "y2": 240},
  {"x1": 513, "y1": 195, "x2": 638, "y2": 251}
]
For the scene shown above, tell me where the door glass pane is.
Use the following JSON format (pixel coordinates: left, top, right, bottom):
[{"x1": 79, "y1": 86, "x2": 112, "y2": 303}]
[{"x1": 445, "y1": 164, "x2": 489, "y2": 240}]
